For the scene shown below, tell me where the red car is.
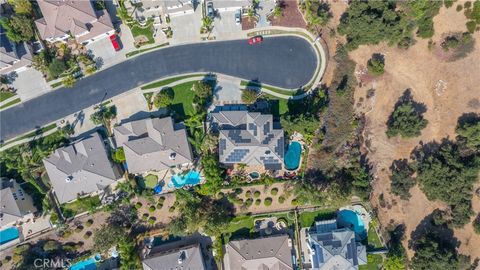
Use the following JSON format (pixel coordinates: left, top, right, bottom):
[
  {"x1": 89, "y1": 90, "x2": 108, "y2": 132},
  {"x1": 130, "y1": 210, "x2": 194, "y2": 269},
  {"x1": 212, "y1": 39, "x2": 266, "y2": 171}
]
[
  {"x1": 248, "y1": 35, "x2": 263, "y2": 45},
  {"x1": 110, "y1": 34, "x2": 120, "y2": 51}
]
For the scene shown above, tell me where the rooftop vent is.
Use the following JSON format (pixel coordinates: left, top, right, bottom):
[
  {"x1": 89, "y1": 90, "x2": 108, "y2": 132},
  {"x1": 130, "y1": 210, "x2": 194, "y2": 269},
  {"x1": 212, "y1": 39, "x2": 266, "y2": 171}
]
[
  {"x1": 169, "y1": 153, "x2": 176, "y2": 160},
  {"x1": 65, "y1": 175, "x2": 74, "y2": 182}
]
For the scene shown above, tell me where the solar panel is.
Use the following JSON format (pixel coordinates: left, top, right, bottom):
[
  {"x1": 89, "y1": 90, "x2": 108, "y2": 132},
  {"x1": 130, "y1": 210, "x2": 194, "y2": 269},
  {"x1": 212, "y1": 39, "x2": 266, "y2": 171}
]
[
  {"x1": 228, "y1": 130, "x2": 251, "y2": 144},
  {"x1": 219, "y1": 139, "x2": 226, "y2": 156},
  {"x1": 262, "y1": 133, "x2": 275, "y2": 144},
  {"x1": 263, "y1": 122, "x2": 270, "y2": 135},
  {"x1": 351, "y1": 238, "x2": 358, "y2": 265},
  {"x1": 332, "y1": 240, "x2": 342, "y2": 248},
  {"x1": 274, "y1": 137, "x2": 284, "y2": 158},
  {"x1": 225, "y1": 149, "x2": 250, "y2": 163},
  {"x1": 248, "y1": 123, "x2": 257, "y2": 136}
]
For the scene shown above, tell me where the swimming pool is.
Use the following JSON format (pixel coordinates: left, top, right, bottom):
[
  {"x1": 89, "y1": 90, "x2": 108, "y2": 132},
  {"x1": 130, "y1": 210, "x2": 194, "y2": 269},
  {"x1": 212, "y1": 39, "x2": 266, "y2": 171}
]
[
  {"x1": 168, "y1": 170, "x2": 201, "y2": 188},
  {"x1": 284, "y1": 141, "x2": 302, "y2": 171},
  {"x1": 0, "y1": 227, "x2": 20, "y2": 245},
  {"x1": 337, "y1": 209, "x2": 367, "y2": 240},
  {"x1": 69, "y1": 257, "x2": 97, "y2": 270}
]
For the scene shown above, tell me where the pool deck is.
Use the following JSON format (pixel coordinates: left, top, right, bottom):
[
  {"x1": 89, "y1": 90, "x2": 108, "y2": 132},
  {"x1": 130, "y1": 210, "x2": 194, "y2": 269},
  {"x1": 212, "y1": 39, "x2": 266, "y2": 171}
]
[{"x1": 142, "y1": 166, "x2": 205, "y2": 194}]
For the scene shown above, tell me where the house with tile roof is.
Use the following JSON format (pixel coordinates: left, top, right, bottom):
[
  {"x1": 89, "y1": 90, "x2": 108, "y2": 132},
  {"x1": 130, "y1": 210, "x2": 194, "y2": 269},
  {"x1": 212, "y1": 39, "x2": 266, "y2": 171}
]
[
  {"x1": 43, "y1": 132, "x2": 122, "y2": 204},
  {"x1": 34, "y1": 0, "x2": 114, "y2": 44},
  {"x1": 113, "y1": 116, "x2": 193, "y2": 175},
  {"x1": 224, "y1": 234, "x2": 294, "y2": 270},
  {"x1": 211, "y1": 110, "x2": 285, "y2": 172},
  {"x1": 142, "y1": 243, "x2": 206, "y2": 270},
  {"x1": 305, "y1": 219, "x2": 367, "y2": 270},
  {"x1": 0, "y1": 179, "x2": 36, "y2": 229}
]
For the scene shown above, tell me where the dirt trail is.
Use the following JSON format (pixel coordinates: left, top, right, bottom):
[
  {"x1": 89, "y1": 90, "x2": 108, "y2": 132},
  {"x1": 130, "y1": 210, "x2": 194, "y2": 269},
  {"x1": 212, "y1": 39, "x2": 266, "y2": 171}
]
[{"x1": 348, "y1": 6, "x2": 480, "y2": 259}]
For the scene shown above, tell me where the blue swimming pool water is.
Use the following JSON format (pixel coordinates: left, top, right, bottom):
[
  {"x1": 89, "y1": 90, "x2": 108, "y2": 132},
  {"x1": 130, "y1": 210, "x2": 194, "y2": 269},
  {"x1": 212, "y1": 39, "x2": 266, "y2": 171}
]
[
  {"x1": 285, "y1": 141, "x2": 302, "y2": 170},
  {"x1": 69, "y1": 258, "x2": 97, "y2": 270},
  {"x1": 169, "y1": 170, "x2": 201, "y2": 188},
  {"x1": 0, "y1": 227, "x2": 20, "y2": 245},
  {"x1": 337, "y1": 209, "x2": 367, "y2": 239}
]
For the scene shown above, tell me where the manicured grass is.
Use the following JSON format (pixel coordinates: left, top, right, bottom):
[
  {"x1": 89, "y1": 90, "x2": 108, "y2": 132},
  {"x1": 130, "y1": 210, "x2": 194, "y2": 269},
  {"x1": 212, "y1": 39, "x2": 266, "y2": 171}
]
[
  {"x1": 131, "y1": 21, "x2": 155, "y2": 46},
  {"x1": 169, "y1": 81, "x2": 197, "y2": 119},
  {"x1": 1, "y1": 123, "x2": 57, "y2": 147},
  {"x1": 126, "y1": 42, "x2": 169, "y2": 58},
  {"x1": 359, "y1": 254, "x2": 384, "y2": 270},
  {"x1": 0, "y1": 98, "x2": 21, "y2": 109},
  {"x1": 61, "y1": 195, "x2": 101, "y2": 218},
  {"x1": 144, "y1": 174, "x2": 158, "y2": 189},
  {"x1": 262, "y1": 93, "x2": 289, "y2": 116},
  {"x1": 141, "y1": 74, "x2": 205, "y2": 90},
  {"x1": 0, "y1": 91, "x2": 15, "y2": 102},
  {"x1": 241, "y1": 80, "x2": 301, "y2": 96},
  {"x1": 298, "y1": 209, "x2": 336, "y2": 228},
  {"x1": 367, "y1": 220, "x2": 383, "y2": 249}
]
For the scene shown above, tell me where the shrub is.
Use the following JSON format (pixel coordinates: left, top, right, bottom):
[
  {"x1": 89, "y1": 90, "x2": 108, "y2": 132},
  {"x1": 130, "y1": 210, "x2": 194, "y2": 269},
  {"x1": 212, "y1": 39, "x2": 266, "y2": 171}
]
[
  {"x1": 158, "y1": 196, "x2": 166, "y2": 203},
  {"x1": 142, "y1": 213, "x2": 149, "y2": 221},
  {"x1": 278, "y1": 195, "x2": 286, "y2": 204},
  {"x1": 466, "y1": 21, "x2": 477, "y2": 33},
  {"x1": 62, "y1": 230, "x2": 72, "y2": 238},
  {"x1": 255, "y1": 199, "x2": 261, "y2": 206},
  {"x1": 245, "y1": 198, "x2": 253, "y2": 207},
  {"x1": 112, "y1": 147, "x2": 126, "y2": 163},
  {"x1": 444, "y1": 0, "x2": 455, "y2": 8},
  {"x1": 148, "y1": 205, "x2": 156, "y2": 213},
  {"x1": 473, "y1": 214, "x2": 480, "y2": 234},
  {"x1": 245, "y1": 190, "x2": 252, "y2": 198},
  {"x1": 253, "y1": 190, "x2": 261, "y2": 198},
  {"x1": 135, "y1": 202, "x2": 142, "y2": 209},
  {"x1": 85, "y1": 219, "x2": 94, "y2": 227},
  {"x1": 48, "y1": 58, "x2": 67, "y2": 78},
  {"x1": 465, "y1": 1, "x2": 472, "y2": 9},
  {"x1": 74, "y1": 226, "x2": 83, "y2": 233},
  {"x1": 148, "y1": 217, "x2": 156, "y2": 225},
  {"x1": 367, "y1": 54, "x2": 385, "y2": 76},
  {"x1": 456, "y1": 4, "x2": 463, "y2": 11},
  {"x1": 43, "y1": 240, "x2": 59, "y2": 251},
  {"x1": 169, "y1": 206, "x2": 175, "y2": 212},
  {"x1": 270, "y1": 188, "x2": 279, "y2": 196},
  {"x1": 153, "y1": 87, "x2": 174, "y2": 108},
  {"x1": 264, "y1": 197, "x2": 273, "y2": 206},
  {"x1": 156, "y1": 202, "x2": 163, "y2": 209},
  {"x1": 241, "y1": 89, "x2": 258, "y2": 104},
  {"x1": 291, "y1": 198, "x2": 299, "y2": 206},
  {"x1": 390, "y1": 159, "x2": 416, "y2": 200},
  {"x1": 83, "y1": 231, "x2": 92, "y2": 239}
]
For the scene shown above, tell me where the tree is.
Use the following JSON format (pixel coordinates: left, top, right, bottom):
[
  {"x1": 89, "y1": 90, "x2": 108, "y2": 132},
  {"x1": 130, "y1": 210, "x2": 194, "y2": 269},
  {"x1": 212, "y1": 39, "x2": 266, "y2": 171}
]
[
  {"x1": 473, "y1": 214, "x2": 480, "y2": 234},
  {"x1": 107, "y1": 204, "x2": 137, "y2": 228},
  {"x1": 93, "y1": 225, "x2": 126, "y2": 252},
  {"x1": 112, "y1": 147, "x2": 126, "y2": 163},
  {"x1": 7, "y1": 0, "x2": 32, "y2": 14},
  {"x1": 367, "y1": 54, "x2": 385, "y2": 76},
  {"x1": 403, "y1": 0, "x2": 442, "y2": 39},
  {"x1": 192, "y1": 81, "x2": 212, "y2": 106},
  {"x1": 386, "y1": 90, "x2": 428, "y2": 138},
  {"x1": 456, "y1": 113, "x2": 480, "y2": 152},
  {"x1": 62, "y1": 75, "x2": 76, "y2": 88},
  {"x1": 48, "y1": 59, "x2": 67, "y2": 79},
  {"x1": 293, "y1": 180, "x2": 325, "y2": 205},
  {"x1": 90, "y1": 105, "x2": 117, "y2": 134},
  {"x1": 168, "y1": 190, "x2": 232, "y2": 236},
  {"x1": 390, "y1": 159, "x2": 415, "y2": 200},
  {"x1": 411, "y1": 232, "x2": 461, "y2": 270},
  {"x1": 0, "y1": 15, "x2": 34, "y2": 42},
  {"x1": 153, "y1": 87, "x2": 174, "y2": 108},
  {"x1": 303, "y1": 0, "x2": 331, "y2": 30},
  {"x1": 118, "y1": 237, "x2": 141, "y2": 270},
  {"x1": 32, "y1": 50, "x2": 51, "y2": 74},
  {"x1": 43, "y1": 240, "x2": 60, "y2": 251},
  {"x1": 241, "y1": 89, "x2": 257, "y2": 104},
  {"x1": 197, "y1": 153, "x2": 224, "y2": 195},
  {"x1": 338, "y1": 1, "x2": 411, "y2": 50},
  {"x1": 412, "y1": 139, "x2": 480, "y2": 227}
]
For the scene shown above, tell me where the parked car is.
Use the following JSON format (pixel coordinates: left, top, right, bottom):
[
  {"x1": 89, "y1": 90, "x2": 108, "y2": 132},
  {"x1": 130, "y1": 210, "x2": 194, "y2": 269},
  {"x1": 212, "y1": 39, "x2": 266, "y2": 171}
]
[
  {"x1": 207, "y1": 1, "x2": 214, "y2": 18},
  {"x1": 110, "y1": 34, "x2": 120, "y2": 51},
  {"x1": 235, "y1": 9, "x2": 241, "y2": 25},
  {"x1": 248, "y1": 35, "x2": 263, "y2": 45}
]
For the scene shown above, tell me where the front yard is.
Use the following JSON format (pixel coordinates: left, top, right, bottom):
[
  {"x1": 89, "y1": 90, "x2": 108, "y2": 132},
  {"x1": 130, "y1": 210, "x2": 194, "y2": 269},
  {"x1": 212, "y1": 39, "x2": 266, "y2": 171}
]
[
  {"x1": 298, "y1": 209, "x2": 336, "y2": 228},
  {"x1": 131, "y1": 20, "x2": 155, "y2": 47}
]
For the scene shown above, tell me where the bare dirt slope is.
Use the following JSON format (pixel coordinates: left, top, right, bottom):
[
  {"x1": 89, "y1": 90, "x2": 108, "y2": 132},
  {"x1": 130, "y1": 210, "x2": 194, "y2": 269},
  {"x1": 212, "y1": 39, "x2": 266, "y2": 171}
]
[{"x1": 348, "y1": 6, "x2": 480, "y2": 258}]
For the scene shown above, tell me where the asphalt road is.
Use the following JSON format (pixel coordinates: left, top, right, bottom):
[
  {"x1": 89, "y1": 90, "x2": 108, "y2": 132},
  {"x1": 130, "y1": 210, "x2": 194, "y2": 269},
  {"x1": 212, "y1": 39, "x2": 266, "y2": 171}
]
[{"x1": 0, "y1": 36, "x2": 317, "y2": 141}]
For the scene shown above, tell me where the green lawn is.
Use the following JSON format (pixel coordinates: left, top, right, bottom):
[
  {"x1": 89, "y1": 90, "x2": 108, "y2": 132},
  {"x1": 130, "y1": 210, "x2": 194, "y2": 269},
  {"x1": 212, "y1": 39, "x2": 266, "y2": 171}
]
[
  {"x1": 240, "y1": 80, "x2": 302, "y2": 96},
  {"x1": 0, "y1": 91, "x2": 15, "y2": 102},
  {"x1": 168, "y1": 81, "x2": 197, "y2": 119},
  {"x1": 0, "y1": 98, "x2": 20, "y2": 109},
  {"x1": 359, "y1": 254, "x2": 384, "y2": 270},
  {"x1": 144, "y1": 174, "x2": 158, "y2": 189},
  {"x1": 298, "y1": 209, "x2": 336, "y2": 228},
  {"x1": 262, "y1": 94, "x2": 289, "y2": 117},
  {"x1": 131, "y1": 21, "x2": 155, "y2": 46},
  {"x1": 61, "y1": 195, "x2": 101, "y2": 218},
  {"x1": 50, "y1": 81, "x2": 63, "y2": 88},
  {"x1": 1, "y1": 123, "x2": 57, "y2": 147},
  {"x1": 367, "y1": 220, "x2": 384, "y2": 249},
  {"x1": 141, "y1": 74, "x2": 205, "y2": 90},
  {"x1": 126, "y1": 42, "x2": 169, "y2": 58}
]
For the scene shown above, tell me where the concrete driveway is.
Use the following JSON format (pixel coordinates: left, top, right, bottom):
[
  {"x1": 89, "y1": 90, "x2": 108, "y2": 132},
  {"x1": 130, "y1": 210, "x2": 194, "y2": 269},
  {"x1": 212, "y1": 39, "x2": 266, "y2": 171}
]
[
  {"x1": 213, "y1": 76, "x2": 242, "y2": 104},
  {"x1": 12, "y1": 68, "x2": 50, "y2": 101},
  {"x1": 169, "y1": 8, "x2": 203, "y2": 44},
  {"x1": 213, "y1": 10, "x2": 242, "y2": 37},
  {"x1": 1, "y1": 36, "x2": 318, "y2": 141},
  {"x1": 86, "y1": 35, "x2": 118, "y2": 68}
]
